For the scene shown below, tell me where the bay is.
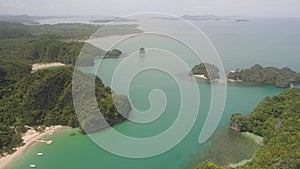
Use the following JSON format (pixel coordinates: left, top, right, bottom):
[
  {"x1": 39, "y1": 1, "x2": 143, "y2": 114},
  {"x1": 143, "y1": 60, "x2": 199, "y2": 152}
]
[{"x1": 6, "y1": 17, "x2": 298, "y2": 169}]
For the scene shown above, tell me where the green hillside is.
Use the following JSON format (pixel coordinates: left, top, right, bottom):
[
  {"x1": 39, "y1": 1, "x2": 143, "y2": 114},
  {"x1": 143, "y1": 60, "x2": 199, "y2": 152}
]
[{"x1": 197, "y1": 88, "x2": 300, "y2": 169}]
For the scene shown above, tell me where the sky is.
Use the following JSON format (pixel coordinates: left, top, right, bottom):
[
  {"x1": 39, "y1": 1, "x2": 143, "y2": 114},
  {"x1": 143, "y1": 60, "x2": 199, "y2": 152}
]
[{"x1": 0, "y1": 0, "x2": 299, "y2": 17}]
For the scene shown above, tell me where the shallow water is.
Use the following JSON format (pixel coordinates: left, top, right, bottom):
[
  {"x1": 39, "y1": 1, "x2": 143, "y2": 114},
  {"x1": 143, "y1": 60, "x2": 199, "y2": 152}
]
[{"x1": 7, "y1": 17, "x2": 299, "y2": 169}]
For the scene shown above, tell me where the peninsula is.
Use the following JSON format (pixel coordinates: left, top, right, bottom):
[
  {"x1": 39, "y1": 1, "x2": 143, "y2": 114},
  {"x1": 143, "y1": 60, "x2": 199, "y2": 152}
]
[
  {"x1": 0, "y1": 66, "x2": 131, "y2": 155},
  {"x1": 197, "y1": 88, "x2": 300, "y2": 169}
]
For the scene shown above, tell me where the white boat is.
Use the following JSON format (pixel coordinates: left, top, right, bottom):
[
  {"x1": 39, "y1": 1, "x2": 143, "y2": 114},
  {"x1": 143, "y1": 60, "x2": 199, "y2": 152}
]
[
  {"x1": 29, "y1": 164, "x2": 36, "y2": 168},
  {"x1": 46, "y1": 140, "x2": 53, "y2": 144},
  {"x1": 37, "y1": 152, "x2": 43, "y2": 156}
]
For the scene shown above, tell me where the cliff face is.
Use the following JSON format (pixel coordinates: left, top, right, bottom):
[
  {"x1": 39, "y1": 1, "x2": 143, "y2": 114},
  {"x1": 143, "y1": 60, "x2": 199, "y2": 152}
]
[
  {"x1": 228, "y1": 64, "x2": 300, "y2": 88},
  {"x1": 191, "y1": 62, "x2": 220, "y2": 80},
  {"x1": 229, "y1": 114, "x2": 253, "y2": 132}
]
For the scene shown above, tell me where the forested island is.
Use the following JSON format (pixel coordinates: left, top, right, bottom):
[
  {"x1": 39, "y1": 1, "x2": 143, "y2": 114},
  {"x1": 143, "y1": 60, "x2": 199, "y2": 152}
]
[
  {"x1": 228, "y1": 64, "x2": 300, "y2": 88},
  {"x1": 0, "y1": 21, "x2": 137, "y2": 155},
  {"x1": 197, "y1": 88, "x2": 300, "y2": 169},
  {"x1": 191, "y1": 62, "x2": 220, "y2": 80},
  {"x1": 192, "y1": 63, "x2": 300, "y2": 88}
]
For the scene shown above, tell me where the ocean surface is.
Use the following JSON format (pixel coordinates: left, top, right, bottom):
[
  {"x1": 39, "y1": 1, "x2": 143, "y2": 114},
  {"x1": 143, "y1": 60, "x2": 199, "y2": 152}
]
[{"x1": 7, "y1": 17, "x2": 300, "y2": 169}]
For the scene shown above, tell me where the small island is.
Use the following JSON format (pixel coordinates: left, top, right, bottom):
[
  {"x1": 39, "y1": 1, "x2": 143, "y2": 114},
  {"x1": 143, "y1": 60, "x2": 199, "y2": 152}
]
[
  {"x1": 104, "y1": 49, "x2": 122, "y2": 58},
  {"x1": 191, "y1": 63, "x2": 300, "y2": 88},
  {"x1": 191, "y1": 62, "x2": 220, "y2": 80},
  {"x1": 228, "y1": 64, "x2": 300, "y2": 88}
]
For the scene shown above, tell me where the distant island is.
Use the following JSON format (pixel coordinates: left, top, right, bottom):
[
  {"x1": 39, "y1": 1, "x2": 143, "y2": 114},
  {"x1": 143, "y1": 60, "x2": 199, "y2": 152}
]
[
  {"x1": 191, "y1": 62, "x2": 220, "y2": 80},
  {"x1": 191, "y1": 63, "x2": 300, "y2": 88},
  {"x1": 182, "y1": 15, "x2": 231, "y2": 21},
  {"x1": 235, "y1": 19, "x2": 249, "y2": 22},
  {"x1": 104, "y1": 49, "x2": 122, "y2": 58},
  {"x1": 90, "y1": 17, "x2": 138, "y2": 23},
  {"x1": 182, "y1": 15, "x2": 250, "y2": 22},
  {"x1": 228, "y1": 64, "x2": 300, "y2": 88},
  {"x1": 197, "y1": 88, "x2": 300, "y2": 169}
]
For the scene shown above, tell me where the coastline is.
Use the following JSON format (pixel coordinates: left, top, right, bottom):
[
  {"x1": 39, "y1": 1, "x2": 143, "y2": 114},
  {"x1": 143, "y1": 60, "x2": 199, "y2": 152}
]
[
  {"x1": 32, "y1": 62, "x2": 66, "y2": 71},
  {"x1": 227, "y1": 79, "x2": 243, "y2": 82},
  {"x1": 0, "y1": 125, "x2": 64, "y2": 169},
  {"x1": 242, "y1": 132, "x2": 264, "y2": 146},
  {"x1": 226, "y1": 132, "x2": 264, "y2": 168},
  {"x1": 192, "y1": 74, "x2": 209, "y2": 80},
  {"x1": 227, "y1": 158, "x2": 253, "y2": 168},
  {"x1": 192, "y1": 74, "x2": 226, "y2": 84}
]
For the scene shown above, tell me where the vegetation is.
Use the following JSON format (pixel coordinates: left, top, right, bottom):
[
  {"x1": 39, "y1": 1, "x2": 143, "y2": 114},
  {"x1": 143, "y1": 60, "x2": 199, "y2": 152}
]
[
  {"x1": 0, "y1": 20, "x2": 138, "y2": 154},
  {"x1": 0, "y1": 59, "x2": 31, "y2": 91},
  {"x1": 0, "y1": 66, "x2": 131, "y2": 153},
  {"x1": 0, "y1": 21, "x2": 31, "y2": 39},
  {"x1": 104, "y1": 49, "x2": 122, "y2": 58},
  {"x1": 0, "y1": 18, "x2": 141, "y2": 40},
  {"x1": 0, "y1": 22, "x2": 135, "y2": 68},
  {"x1": 228, "y1": 64, "x2": 300, "y2": 88},
  {"x1": 197, "y1": 88, "x2": 300, "y2": 169},
  {"x1": 196, "y1": 162, "x2": 227, "y2": 169},
  {"x1": 28, "y1": 23, "x2": 102, "y2": 40},
  {"x1": 191, "y1": 62, "x2": 220, "y2": 79}
]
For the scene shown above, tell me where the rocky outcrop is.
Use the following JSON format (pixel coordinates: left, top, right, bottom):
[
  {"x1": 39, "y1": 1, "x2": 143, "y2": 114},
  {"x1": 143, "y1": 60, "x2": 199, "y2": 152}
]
[
  {"x1": 229, "y1": 114, "x2": 252, "y2": 132},
  {"x1": 104, "y1": 49, "x2": 122, "y2": 58}
]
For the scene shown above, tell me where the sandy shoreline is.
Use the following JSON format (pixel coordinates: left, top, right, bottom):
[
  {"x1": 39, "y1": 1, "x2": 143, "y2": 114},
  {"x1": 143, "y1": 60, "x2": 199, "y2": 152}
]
[
  {"x1": 0, "y1": 125, "x2": 63, "y2": 169},
  {"x1": 32, "y1": 62, "x2": 66, "y2": 71},
  {"x1": 192, "y1": 74, "x2": 209, "y2": 79},
  {"x1": 227, "y1": 79, "x2": 243, "y2": 82},
  {"x1": 226, "y1": 132, "x2": 264, "y2": 168}
]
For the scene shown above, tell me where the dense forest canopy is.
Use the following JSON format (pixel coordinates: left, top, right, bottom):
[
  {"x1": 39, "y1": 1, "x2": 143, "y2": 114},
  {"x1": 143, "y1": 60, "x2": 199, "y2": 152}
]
[
  {"x1": 191, "y1": 62, "x2": 220, "y2": 80},
  {"x1": 197, "y1": 88, "x2": 300, "y2": 169},
  {"x1": 0, "y1": 66, "x2": 131, "y2": 153},
  {"x1": 0, "y1": 22, "x2": 136, "y2": 67},
  {"x1": 228, "y1": 64, "x2": 300, "y2": 88},
  {"x1": 0, "y1": 21, "x2": 136, "y2": 154}
]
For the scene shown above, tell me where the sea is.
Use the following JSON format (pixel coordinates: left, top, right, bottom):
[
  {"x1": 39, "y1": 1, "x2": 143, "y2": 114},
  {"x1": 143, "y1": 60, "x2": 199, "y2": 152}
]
[{"x1": 6, "y1": 16, "x2": 300, "y2": 169}]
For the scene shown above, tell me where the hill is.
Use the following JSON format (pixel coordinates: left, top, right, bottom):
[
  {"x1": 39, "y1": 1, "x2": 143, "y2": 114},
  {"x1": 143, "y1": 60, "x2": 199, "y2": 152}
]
[{"x1": 0, "y1": 67, "x2": 131, "y2": 153}]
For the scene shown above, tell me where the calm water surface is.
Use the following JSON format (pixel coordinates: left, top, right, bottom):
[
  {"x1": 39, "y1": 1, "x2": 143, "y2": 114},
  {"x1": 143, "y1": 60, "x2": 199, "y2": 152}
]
[{"x1": 7, "y1": 17, "x2": 299, "y2": 169}]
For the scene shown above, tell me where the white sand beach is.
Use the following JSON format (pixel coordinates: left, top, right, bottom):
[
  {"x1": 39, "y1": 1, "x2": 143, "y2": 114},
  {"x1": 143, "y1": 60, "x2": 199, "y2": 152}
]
[
  {"x1": 192, "y1": 74, "x2": 209, "y2": 79},
  {"x1": 32, "y1": 62, "x2": 66, "y2": 71},
  {"x1": 0, "y1": 125, "x2": 63, "y2": 168}
]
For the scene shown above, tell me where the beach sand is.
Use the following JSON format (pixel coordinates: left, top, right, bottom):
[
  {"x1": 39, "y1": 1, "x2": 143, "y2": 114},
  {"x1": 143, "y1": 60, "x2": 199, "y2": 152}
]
[
  {"x1": 32, "y1": 62, "x2": 66, "y2": 71},
  {"x1": 0, "y1": 125, "x2": 63, "y2": 169},
  {"x1": 227, "y1": 79, "x2": 243, "y2": 82},
  {"x1": 226, "y1": 132, "x2": 263, "y2": 168},
  {"x1": 192, "y1": 74, "x2": 209, "y2": 79}
]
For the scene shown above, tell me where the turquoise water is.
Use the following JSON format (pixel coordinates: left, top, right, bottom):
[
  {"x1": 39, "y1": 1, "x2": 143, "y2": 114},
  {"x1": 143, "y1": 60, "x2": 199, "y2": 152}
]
[
  {"x1": 7, "y1": 18, "x2": 299, "y2": 169},
  {"x1": 7, "y1": 57, "x2": 284, "y2": 169}
]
